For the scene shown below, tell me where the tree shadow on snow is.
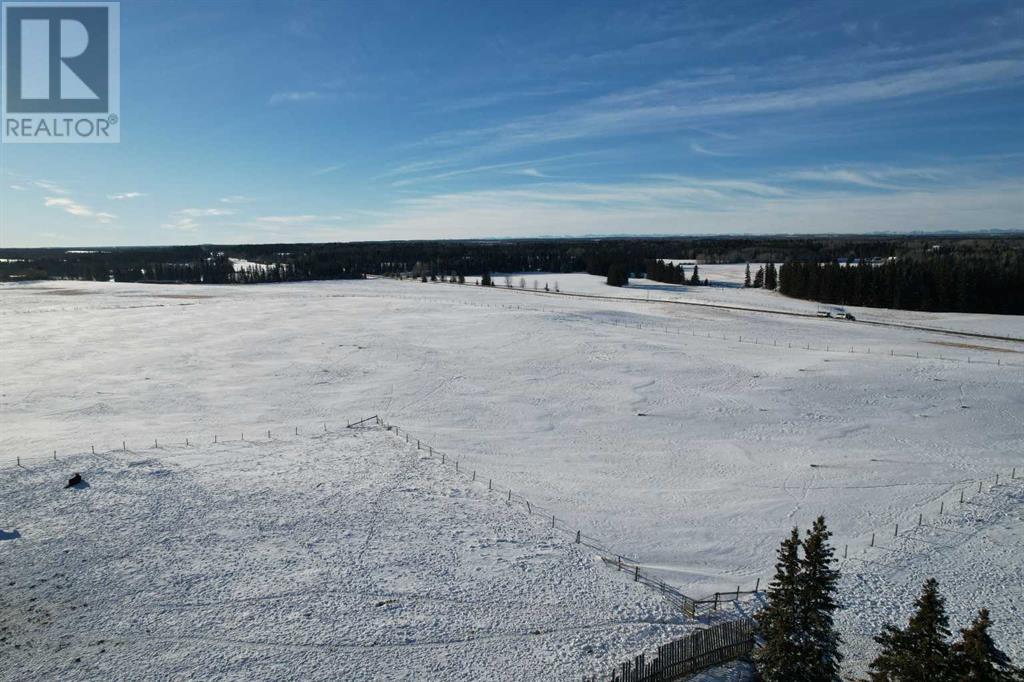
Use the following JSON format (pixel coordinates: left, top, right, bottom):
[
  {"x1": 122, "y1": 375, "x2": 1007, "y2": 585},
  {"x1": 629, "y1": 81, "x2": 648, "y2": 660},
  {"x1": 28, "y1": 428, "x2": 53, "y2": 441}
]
[{"x1": 0, "y1": 529, "x2": 21, "y2": 541}]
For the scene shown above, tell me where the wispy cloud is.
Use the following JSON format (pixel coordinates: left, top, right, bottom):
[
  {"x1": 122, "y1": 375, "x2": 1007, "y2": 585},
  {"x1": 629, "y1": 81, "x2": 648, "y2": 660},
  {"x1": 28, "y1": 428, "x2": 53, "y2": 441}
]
[
  {"x1": 162, "y1": 207, "x2": 235, "y2": 232},
  {"x1": 312, "y1": 163, "x2": 344, "y2": 176},
  {"x1": 9, "y1": 184, "x2": 27, "y2": 191},
  {"x1": 418, "y1": 59, "x2": 1024, "y2": 155},
  {"x1": 690, "y1": 142, "x2": 736, "y2": 157},
  {"x1": 268, "y1": 90, "x2": 324, "y2": 105},
  {"x1": 43, "y1": 197, "x2": 116, "y2": 223},
  {"x1": 220, "y1": 195, "x2": 253, "y2": 204},
  {"x1": 108, "y1": 192, "x2": 147, "y2": 200},
  {"x1": 34, "y1": 180, "x2": 69, "y2": 194}
]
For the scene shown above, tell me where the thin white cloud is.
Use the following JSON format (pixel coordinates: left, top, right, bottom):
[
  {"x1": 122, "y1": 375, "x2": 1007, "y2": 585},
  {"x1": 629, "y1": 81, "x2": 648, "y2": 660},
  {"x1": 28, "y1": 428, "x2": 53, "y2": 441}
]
[
  {"x1": 691, "y1": 142, "x2": 736, "y2": 157},
  {"x1": 108, "y1": 192, "x2": 146, "y2": 200},
  {"x1": 9, "y1": 184, "x2": 28, "y2": 191},
  {"x1": 312, "y1": 163, "x2": 344, "y2": 176},
  {"x1": 419, "y1": 59, "x2": 1024, "y2": 155},
  {"x1": 34, "y1": 180, "x2": 69, "y2": 194},
  {"x1": 255, "y1": 215, "x2": 322, "y2": 224},
  {"x1": 43, "y1": 197, "x2": 116, "y2": 224},
  {"x1": 219, "y1": 195, "x2": 254, "y2": 204},
  {"x1": 268, "y1": 90, "x2": 324, "y2": 105},
  {"x1": 178, "y1": 208, "x2": 235, "y2": 217},
  {"x1": 161, "y1": 207, "x2": 235, "y2": 231}
]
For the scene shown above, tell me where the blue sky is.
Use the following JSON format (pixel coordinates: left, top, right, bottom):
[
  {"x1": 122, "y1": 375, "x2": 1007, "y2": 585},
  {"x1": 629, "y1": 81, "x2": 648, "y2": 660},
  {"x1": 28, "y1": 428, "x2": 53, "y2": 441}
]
[{"x1": 2, "y1": 0, "x2": 1023, "y2": 247}]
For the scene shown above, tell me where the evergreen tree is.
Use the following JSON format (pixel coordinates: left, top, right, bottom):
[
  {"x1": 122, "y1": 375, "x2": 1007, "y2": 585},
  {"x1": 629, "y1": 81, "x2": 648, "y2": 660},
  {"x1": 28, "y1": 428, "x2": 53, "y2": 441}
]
[
  {"x1": 745, "y1": 263, "x2": 752, "y2": 287},
  {"x1": 798, "y1": 517, "x2": 843, "y2": 680},
  {"x1": 689, "y1": 264, "x2": 700, "y2": 285},
  {"x1": 753, "y1": 266, "x2": 765, "y2": 288},
  {"x1": 481, "y1": 272, "x2": 493, "y2": 286},
  {"x1": 765, "y1": 262, "x2": 778, "y2": 290},
  {"x1": 606, "y1": 263, "x2": 629, "y2": 287},
  {"x1": 869, "y1": 578, "x2": 955, "y2": 682},
  {"x1": 756, "y1": 528, "x2": 804, "y2": 680},
  {"x1": 951, "y1": 609, "x2": 1020, "y2": 681}
]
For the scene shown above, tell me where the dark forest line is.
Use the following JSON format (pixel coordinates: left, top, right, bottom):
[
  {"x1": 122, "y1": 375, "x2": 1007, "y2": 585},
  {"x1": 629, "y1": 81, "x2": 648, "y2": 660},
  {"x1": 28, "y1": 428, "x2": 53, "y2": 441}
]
[{"x1": 1, "y1": 235, "x2": 1021, "y2": 314}]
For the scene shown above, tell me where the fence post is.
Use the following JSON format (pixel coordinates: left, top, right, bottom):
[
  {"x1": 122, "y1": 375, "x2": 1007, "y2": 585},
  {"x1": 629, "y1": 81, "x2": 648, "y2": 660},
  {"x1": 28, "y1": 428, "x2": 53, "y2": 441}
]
[
  {"x1": 575, "y1": 530, "x2": 581, "y2": 544},
  {"x1": 489, "y1": 478, "x2": 492, "y2": 491},
  {"x1": 995, "y1": 473, "x2": 999, "y2": 486},
  {"x1": 940, "y1": 501, "x2": 944, "y2": 514},
  {"x1": 16, "y1": 456, "x2": 19, "y2": 466},
  {"x1": 755, "y1": 578, "x2": 760, "y2": 592},
  {"x1": 91, "y1": 445, "x2": 95, "y2": 454},
  {"x1": 844, "y1": 544, "x2": 848, "y2": 559},
  {"x1": 978, "y1": 481, "x2": 983, "y2": 493},
  {"x1": 960, "y1": 490, "x2": 964, "y2": 504},
  {"x1": 634, "y1": 566, "x2": 640, "y2": 582},
  {"x1": 552, "y1": 515, "x2": 555, "y2": 528},
  {"x1": 267, "y1": 430, "x2": 271, "y2": 439},
  {"x1": 295, "y1": 426, "x2": 298, "y2": 435},
  {"x1": 186, "y1": 438, "x2": 189, "y2": 446},
  {"x1": 472, "y1": 470, "x2": 476, "y2": 481},
  {"x1": 455, "y1": 460, "x2": 459, "y2": 473},
  {"x1": 526, "y1": 500, "x2": 531, "y2": 514},
  {"x1": 417, "y1": 440, "x2": 420, "y2": 449},
  {"x1": 894, "y1": 523, "x2": 899, "y2": 538},
  {"x1": 870, "y1": 533, "x2": 875, "y2": 547},
  {"x1": 154, "y1": 438, "x2": 158, "y2": 448},
  {"x1": 918, "y1": 513, "x2": 922, "y2": 526},
  {"x1": 507, "y1": 489, "x2": 512, "y2": 502}
]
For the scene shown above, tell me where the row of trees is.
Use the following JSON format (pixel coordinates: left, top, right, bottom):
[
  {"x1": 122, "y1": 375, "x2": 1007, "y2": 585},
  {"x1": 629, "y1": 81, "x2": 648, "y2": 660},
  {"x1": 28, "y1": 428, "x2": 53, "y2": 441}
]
[
  {"x1": 778, "y1": 255, "x2": 1024, "y2": 314},
  {"x1": 745, "y1": 262, "x2": 778, "y2": 289},
  {"x1": 756, "y1": 517, "x2": 1020, "y2": 681},
  {"x1": 645, "y1": 259, "x2": 708, "y2": 286}
]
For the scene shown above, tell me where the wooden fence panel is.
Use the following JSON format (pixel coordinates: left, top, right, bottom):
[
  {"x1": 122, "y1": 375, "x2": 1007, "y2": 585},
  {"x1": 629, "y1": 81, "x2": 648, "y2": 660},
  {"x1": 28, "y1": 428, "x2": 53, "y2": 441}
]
[{"x1": 584, "y1": 619, "x2": 756, "y2": 682}]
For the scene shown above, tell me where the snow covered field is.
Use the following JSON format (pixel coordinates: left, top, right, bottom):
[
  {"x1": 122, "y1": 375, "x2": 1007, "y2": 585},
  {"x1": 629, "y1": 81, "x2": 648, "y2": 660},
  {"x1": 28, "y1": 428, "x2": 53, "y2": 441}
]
[
  {"x1": 2, "y1": 274, "x2": 1022, "y2": 676},
  {"x1": 1, "y1": 428, "x2": 697, "y2": 680}
]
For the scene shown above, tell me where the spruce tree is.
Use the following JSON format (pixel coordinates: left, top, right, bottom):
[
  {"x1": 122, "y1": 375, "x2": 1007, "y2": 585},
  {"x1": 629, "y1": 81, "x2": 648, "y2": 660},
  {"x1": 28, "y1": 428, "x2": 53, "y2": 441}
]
[
  {"x1": 745, "y1": 263, "x2": 752, "y2": 287},
  {"x1": 798, "y1": 516, "x2": 843, "y2": 680},
  {"x1": 753, "y1": 266, "x2": 765, "y2": 288},
  {"x1": 689, "y1": 265, "x2": 700, "y2": 285},
  {"x1": 755, "y1": 528, "x2": 805, "y2": 680},
  {"x1": 869, "y1": 578, "x2": 954, "y2": 682},
  {"x1": 951, "y1": 609, "x2": 1020, "y2": 681},
  {"x1": 606, "y1": 263, "x2": 629, "y2": 287}
]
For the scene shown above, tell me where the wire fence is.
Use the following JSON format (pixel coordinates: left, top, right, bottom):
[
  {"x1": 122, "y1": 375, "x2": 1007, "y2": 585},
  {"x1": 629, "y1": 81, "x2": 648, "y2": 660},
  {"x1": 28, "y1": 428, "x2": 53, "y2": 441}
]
[
  {"x1": 371, "y1": 416, "x2": 763, "y2": 617},
  {"x1": 4, "y1": 411, "x2": 1019, "y2": 625},
  {"x1": 377, "y1": 278, "x2": 1024, "y2": 369}
]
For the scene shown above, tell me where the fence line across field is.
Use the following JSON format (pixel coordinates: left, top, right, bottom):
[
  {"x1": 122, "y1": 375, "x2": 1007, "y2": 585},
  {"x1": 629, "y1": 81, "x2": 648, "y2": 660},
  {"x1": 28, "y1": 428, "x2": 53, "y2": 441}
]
[
  {"x1": 4, "y1": 412, "x2": 1019, "y2": 622},
  {"x1": 372, "y1": 280, "x2": 1024, "y2": 369}
]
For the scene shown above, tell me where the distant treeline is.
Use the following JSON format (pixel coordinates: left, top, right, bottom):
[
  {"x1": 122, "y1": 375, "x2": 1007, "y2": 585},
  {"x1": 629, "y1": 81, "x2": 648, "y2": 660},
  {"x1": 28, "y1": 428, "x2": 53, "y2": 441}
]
[
  {"x1": 1, "y1": 236, "x2": 1022, "y2": 315},
  {"x1": 779, "y1": 252, "x2": 1024, "y2": 315}
]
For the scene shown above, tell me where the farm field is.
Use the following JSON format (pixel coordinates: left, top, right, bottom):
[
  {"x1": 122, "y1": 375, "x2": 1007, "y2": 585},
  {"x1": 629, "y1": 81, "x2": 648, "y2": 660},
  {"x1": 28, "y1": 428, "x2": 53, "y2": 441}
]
[
  {"x1": 1, "y1": 428, "x2": 701, "y2": 681},
  {"x1": 1, "y1": 274, "x2": 1022, "y2": 676}
]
